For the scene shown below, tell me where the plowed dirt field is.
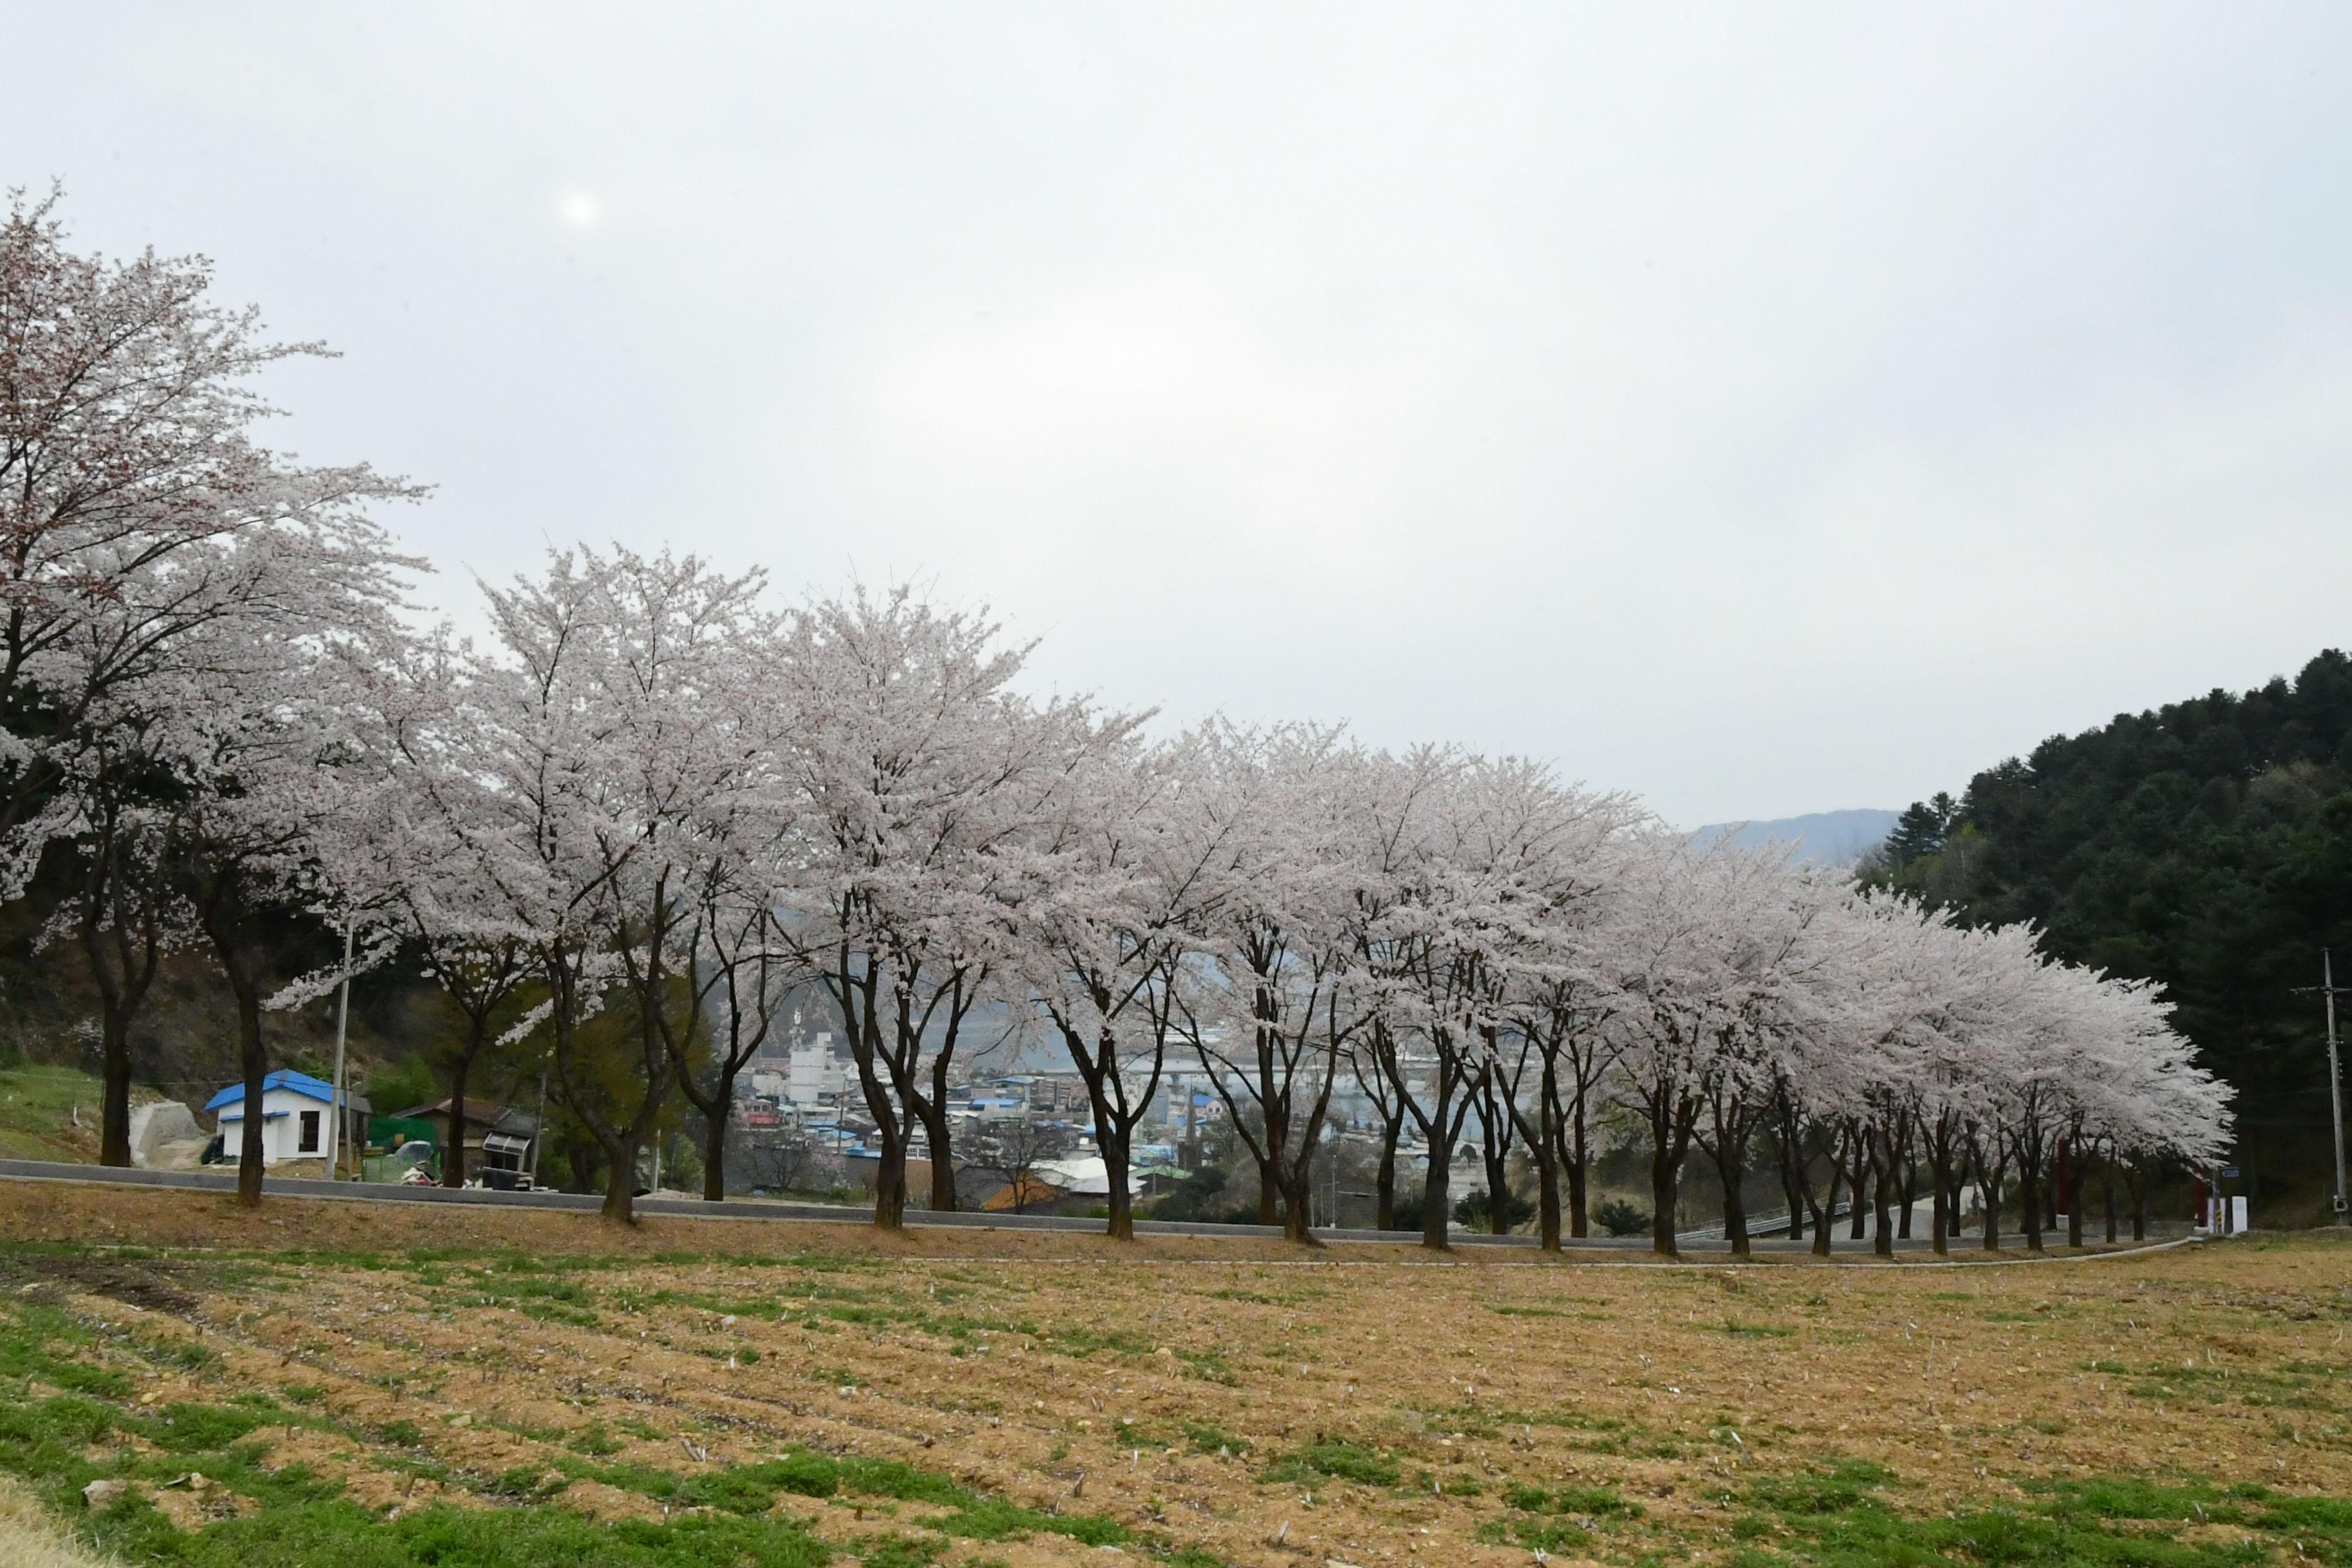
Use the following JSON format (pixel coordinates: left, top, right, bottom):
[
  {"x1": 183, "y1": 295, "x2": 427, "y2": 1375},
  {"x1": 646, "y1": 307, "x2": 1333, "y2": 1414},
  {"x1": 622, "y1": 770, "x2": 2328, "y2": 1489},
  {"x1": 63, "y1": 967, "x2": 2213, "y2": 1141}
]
[{"x1": 2, "y1": 1184, "x2": 2346, "y2": 1567}]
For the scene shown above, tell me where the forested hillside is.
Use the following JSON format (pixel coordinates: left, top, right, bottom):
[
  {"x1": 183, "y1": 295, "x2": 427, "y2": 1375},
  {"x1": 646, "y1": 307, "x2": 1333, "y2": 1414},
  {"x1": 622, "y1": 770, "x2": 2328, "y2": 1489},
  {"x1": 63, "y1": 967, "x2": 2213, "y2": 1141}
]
[{"x1": 1866, "y1": 649, "x2": 2352, "y2": 1219}]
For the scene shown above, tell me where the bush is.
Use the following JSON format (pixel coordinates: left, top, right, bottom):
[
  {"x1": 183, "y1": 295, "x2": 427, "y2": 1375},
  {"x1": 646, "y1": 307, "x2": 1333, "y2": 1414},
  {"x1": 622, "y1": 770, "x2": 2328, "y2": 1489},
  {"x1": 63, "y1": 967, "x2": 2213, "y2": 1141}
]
[
  {"x1": 1453, "y1": 1188, "x2": 1535, "y2": 1230},
  {"x1": 1594, "y1": 1198, "x2": 1649, "y2": 1237}
]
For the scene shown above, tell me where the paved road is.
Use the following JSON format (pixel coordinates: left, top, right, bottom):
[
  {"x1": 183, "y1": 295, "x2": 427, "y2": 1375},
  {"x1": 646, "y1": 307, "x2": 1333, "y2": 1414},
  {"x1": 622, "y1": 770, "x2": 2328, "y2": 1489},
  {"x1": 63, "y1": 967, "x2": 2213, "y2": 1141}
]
[{"x1": 0, "y1": 1157, "x2": 2170, "y2": 1257}]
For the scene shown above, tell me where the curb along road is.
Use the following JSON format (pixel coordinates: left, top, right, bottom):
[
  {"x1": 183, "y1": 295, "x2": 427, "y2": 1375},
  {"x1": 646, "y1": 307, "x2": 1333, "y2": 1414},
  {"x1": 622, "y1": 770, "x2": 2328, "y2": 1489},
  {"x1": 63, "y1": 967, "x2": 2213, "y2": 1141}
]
[{"x1": 0, "y1": 1157, "x2": 2200, "y2": 1260}]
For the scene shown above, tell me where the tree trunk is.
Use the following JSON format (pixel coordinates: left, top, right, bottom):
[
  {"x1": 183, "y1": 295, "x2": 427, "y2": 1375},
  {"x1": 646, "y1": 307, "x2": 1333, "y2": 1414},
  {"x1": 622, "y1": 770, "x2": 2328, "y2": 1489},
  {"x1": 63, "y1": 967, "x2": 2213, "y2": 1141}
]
[
  {"x1": 2020, "y1": 1147, "x2": 2045, "y2": 1253},
  {"x1": 1778, "y1": 1132, "x2": 1805, "y2": 1241},
  {"x1": 1649, "y1": 1115, "x2": 1683, "y2": 1258},
  {"x1": 1534, "y1": 1153, "x2": 1562, "y2": 1250},
  {"x1": 1531, "y1": 1078, "x2": 1563, "y2": 1252},
  {"x1": 1897, "y1": 1146, "x2": 1920, "y2": 1240},
  {"x1": 1812, "y1": 1126, "x2": 1845, "y2": 1258},
  {"x1": 233, "y1": 979, "x2": 266, "y2": 1207},
  {"x1": 204, "y1": 900, "x2": 270, "y2": 1210},
  {"x1": 850, "y1": 1042, "x2": 906, "y2": 1230},
  {"x1": 1375, "y1": 1118, "x2": 1399, "y2": 1231},
  {"x1": 1565, "y1": 1077, "x2": 1592, "y2": 1239},
  {"x1": 703, "y1": 1113, "x2": 730, "y2": 1202},
  {"x1": 1847, "y1": 1141, "x2": 1871, "y2": 1240},
  {"x1": 2044, "y1": 1177, "x2": 2059, "y2": 1236},
  {"x1": 1278, "y1": 1161, "x2": 1322, "y2": 1246},
  {"x1": 1980, "y1": 1155, "x2": 2003, "y2": 1253},
  {"x1": 918, "y1": 1095, "x2": 959, "y2": 1212},
  {"x1": 1872, "y1": 1152, "x2": 1896, "y2": 1258},
  {"x1": 1102, "y1": 1121, "x2": 1135, "y2": 1240},
  {"x1": 99, "y1": 1030, "x2": 133, "y2": 1168},
  {"x1": 2102, "y1": 1160, "x2": 2118, "y2": 1243},
  {"x1": 1720, "y1": 1149, "x2": 1750, "y2": 1259},
  {"x1": 872, "y1": 1126, "x2": 908, "y2": 1230},
  {"x1": 696, "y1": 1062, "x2": 743, "y2": 1204},
  {"x1": 1928, "y1": 1131, "x2": 1955, "y2": 1257},
  {"x1": 444, "y1": 1051, "x2": 473, "y2": 1190},
  {"x1": 600, "y1": 1131, "x2": 640, "y2": 1223},
  {"x1": 1705, "y1": 1097, "x2": 1753, "y2": 1259},
  {"x1": 2066, "y1": 1141, "x2": 2087, "y2": 1248},
  {"x1": 1420, "y1": 1142, "x2": 1451, "y2": 1251},
  {"x1": 1484, "y1": 1140, "x2": 1513, "y2": 1237}
]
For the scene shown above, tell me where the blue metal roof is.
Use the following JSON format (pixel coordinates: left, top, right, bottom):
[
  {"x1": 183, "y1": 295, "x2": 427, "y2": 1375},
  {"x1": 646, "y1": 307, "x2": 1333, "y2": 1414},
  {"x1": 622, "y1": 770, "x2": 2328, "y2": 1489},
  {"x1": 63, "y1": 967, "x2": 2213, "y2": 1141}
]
[{"x1": 203, "y1": 1070, "x2": 338, "y2": 1113}]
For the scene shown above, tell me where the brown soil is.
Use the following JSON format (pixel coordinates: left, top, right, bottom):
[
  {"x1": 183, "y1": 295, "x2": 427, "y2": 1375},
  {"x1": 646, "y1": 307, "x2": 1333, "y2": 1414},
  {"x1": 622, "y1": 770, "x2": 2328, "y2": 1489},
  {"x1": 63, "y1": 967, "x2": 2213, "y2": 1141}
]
[{"x1": 4, "y1": 1182, "x2": 2347, "y2": 1567}]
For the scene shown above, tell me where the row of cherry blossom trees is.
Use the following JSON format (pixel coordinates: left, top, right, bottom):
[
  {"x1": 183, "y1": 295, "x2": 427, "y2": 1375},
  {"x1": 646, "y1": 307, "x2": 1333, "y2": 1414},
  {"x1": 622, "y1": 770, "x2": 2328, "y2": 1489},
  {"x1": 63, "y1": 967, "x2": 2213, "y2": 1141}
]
[
  {"x1": 297, "y1": 555, "x2": 2242, "y2": 1246},
  {"x1": 1, "y1": 189, "x2": 2231, "y2": 1240}
]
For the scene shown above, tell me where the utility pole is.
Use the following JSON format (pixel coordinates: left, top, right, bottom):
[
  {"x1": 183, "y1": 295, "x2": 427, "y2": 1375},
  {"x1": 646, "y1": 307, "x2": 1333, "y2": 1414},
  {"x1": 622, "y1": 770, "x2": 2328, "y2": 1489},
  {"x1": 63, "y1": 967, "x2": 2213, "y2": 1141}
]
[{"x1": 2293, "y1": 950, "x2": 2351, "y2": 1217}]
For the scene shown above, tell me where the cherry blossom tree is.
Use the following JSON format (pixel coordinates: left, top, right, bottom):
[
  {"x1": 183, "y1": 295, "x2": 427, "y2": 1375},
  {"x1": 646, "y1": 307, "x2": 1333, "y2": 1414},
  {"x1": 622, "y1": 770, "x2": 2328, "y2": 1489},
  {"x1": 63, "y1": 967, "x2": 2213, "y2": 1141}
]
[
  {"x1": 3, "y1": 193, "x2": 420, "y2": 1168},
  {"x1": 772, "y1": 585, "x2": 1133, "y2": 1227},
  {"x1": 1168, "y1": 723, "x2": 1367, "y2": 1243},
  {"x1": 0, "y1": 189, "x2": 411, "y2": 850},
  {"x1": 152, "y1": 524, "x2": 418, "y2": 1204},
  {"x1": 1345, "y1": 747, "x2": 1475, "y2": 1250},
  {"x1": 34, "y1": 712, "x2": 190, "y2": 1166},
  {"x1": 1015, "y1": 733, "x2": 1240, "y2": 1240},
  {"x1": 441, "y1": 548, "x2": 778, "y2": 1222}
]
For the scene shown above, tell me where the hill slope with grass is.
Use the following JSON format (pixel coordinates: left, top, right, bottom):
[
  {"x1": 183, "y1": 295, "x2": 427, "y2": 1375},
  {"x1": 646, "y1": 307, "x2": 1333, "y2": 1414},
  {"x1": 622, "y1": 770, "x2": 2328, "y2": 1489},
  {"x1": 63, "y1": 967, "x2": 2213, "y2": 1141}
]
[{"x1": 0, "y1": 1066, "x2": 113, "y2": 1162}]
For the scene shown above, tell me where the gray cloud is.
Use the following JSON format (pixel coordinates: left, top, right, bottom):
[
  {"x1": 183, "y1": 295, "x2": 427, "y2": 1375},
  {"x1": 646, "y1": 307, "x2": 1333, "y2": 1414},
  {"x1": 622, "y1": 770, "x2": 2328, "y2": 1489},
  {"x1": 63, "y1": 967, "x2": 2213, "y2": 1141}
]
[{"x1": 10, "y1": 3, "x2": 2349, "y2": 823}]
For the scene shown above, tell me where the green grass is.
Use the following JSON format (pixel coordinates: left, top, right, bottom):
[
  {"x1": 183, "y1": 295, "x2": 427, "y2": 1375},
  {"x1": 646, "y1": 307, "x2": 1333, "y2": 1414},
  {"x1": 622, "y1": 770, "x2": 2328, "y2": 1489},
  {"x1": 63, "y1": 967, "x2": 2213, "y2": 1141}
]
[
  {"x1": 0, "y1": 1064, "x2": 109, "y2": 1160},
  {"x1": 0, "y1": 1289, "x2": 1147, "y2": 1565},
  {"x1": 1725, "y1": 1462, "x2": 2344, "y2": 1568},
  {"x1": 96, "y1": 1500, "x2": 835, "y2": 1567},
  {"x1": 1502, "y1": 1481, "x2": 1640, "y2": 1518},
  {"x1": 1182, "y1": 1421, "x2": 1250, "y2": 1456},
  {"x1": 1474, "y1": 1515, "x2": 1591, "y2": 1551},
  {"x1": 1261, "y1": 1437, "x2": 1400, "y2": 1488}
]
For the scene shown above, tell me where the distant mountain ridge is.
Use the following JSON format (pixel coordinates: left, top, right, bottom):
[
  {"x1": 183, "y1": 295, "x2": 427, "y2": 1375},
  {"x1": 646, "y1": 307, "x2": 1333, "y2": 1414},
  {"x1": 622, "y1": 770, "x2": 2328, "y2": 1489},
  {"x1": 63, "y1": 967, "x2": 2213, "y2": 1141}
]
[{"x1": 1690, "y1": 808, "x2": 1899, "y2": 867}]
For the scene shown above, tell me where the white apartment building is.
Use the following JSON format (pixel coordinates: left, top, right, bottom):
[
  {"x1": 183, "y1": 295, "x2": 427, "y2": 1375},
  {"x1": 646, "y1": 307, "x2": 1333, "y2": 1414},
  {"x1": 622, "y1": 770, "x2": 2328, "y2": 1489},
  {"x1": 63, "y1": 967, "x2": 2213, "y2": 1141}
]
[{"x1": 787, "y1": 1034, "x2": 850, "y2": 1105}]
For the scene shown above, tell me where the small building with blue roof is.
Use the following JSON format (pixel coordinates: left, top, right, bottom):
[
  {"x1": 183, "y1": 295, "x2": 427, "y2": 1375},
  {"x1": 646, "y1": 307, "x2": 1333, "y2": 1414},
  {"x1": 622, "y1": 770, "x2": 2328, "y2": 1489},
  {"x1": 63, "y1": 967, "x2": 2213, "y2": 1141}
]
[{"x1": 204, "y1": 1070, "x2": 368, "y2": 1167}]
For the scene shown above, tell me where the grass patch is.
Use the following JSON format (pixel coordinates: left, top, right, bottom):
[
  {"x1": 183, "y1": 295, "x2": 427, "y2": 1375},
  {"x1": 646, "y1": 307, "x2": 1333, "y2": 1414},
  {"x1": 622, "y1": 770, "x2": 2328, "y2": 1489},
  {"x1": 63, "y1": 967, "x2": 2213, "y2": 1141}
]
[
  {"x1": 1262, "y1": 1437, "x2": 1400, "y2": 1488},
  {"x1": 1738, "y1": 1466, "x2": 2337, "y2": 1568},
  {"x1": 560, "y1": 1447, "x2": 1132, "y2": 1547},
  {"x1": 1504, "y1": 1481, "x2": 1641, "y2": 1518},
  {"x1": 1182, "y1": 1422, "x2": 1250, "y2": 1456},
  {"x1": 1474, "y1": 1515, "x2": 1591, "y2": 1551},
  {"x1": 1747, "y1": 1458, "x2": 1892, "y2": 1518}
]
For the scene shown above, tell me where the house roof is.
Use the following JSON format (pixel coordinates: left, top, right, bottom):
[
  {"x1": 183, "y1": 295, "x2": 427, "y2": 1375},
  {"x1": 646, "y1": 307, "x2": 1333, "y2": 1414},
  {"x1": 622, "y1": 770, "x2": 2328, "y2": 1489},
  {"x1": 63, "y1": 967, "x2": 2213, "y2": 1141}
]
[
  {"x1": 204, "y1": 1070, "x2": 339, "y2": 1112},
  {"x1": 392, "y1": 1099, "x2": 524, "y2": 1132},
  {"x1": 1032, "y1": 1156, "x2": 1111, "y2": 1197}
]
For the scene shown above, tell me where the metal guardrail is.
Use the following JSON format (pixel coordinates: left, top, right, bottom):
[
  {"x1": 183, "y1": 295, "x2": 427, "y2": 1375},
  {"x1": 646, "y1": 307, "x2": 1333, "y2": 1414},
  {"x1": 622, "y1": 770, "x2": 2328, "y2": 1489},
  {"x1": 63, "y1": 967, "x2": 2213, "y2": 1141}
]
[{"x1": 1676, "y1": 1204, "x2": 1850, "y2": 1242}]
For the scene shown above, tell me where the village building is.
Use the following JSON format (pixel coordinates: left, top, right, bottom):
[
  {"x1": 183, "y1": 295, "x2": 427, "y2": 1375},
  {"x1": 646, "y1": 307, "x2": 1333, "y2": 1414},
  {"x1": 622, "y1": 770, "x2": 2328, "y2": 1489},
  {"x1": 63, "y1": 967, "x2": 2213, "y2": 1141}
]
[{"x1": 203, "y1": 1071, "x2": 368, "y2": 1167}]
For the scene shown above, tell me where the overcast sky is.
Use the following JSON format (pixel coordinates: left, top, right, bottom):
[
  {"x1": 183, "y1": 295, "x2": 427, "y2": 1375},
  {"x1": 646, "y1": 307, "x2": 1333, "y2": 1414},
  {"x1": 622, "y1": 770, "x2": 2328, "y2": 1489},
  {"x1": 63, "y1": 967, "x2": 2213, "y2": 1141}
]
[{"x1": 9, "y1": 6, "x2": 2349, "y2": 826}]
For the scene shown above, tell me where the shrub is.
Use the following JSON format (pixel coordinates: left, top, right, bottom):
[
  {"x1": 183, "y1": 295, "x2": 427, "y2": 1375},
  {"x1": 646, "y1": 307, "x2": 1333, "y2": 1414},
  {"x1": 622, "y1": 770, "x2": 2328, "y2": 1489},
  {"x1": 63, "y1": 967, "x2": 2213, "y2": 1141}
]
[
  {"x1": 1453, "y1": 1188, "x2": 1536, "y2": 1230},
  {"x1": 1594, "y1": 1198, "x2": 1649, "y2": 1237}
]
